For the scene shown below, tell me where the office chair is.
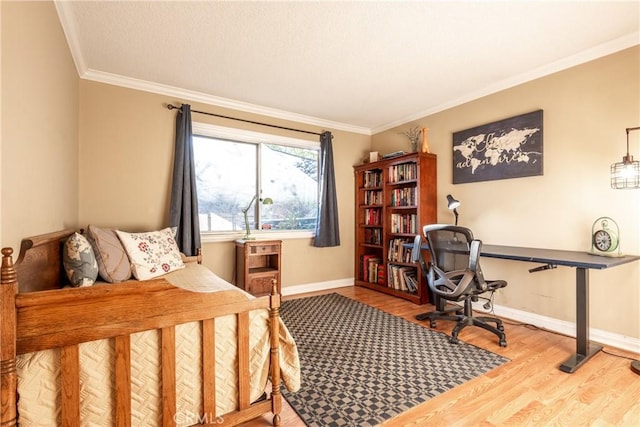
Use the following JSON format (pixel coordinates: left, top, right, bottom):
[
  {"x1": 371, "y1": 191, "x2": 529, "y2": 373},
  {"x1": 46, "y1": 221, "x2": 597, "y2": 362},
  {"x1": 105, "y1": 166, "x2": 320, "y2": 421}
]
[{"x1": 412, "y1": 224, "x2": 507, "y2": 347}]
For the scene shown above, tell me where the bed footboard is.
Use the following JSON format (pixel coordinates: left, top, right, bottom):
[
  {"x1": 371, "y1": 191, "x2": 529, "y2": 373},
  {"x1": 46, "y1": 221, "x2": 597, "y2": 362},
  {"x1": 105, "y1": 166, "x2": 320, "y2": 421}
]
[{"x1": 0, "y1": 243, "x2": 285, "y2": 426}]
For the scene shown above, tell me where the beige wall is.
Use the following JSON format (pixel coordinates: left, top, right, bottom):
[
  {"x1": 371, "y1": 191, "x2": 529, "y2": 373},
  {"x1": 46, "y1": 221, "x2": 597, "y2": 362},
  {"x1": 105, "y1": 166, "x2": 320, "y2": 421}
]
[
  {"x1": 2, "y1": 0, "x2": 638, "y2": 341},
  {"x1": 78, "y1": 80, "x2": 369, "y2": 285},
  {"x1": 373, "y1": 46, "x2": 640, "y2": 338},
  {"x1": 1, "y1": 1, "x2": 79, "y2": 252}
]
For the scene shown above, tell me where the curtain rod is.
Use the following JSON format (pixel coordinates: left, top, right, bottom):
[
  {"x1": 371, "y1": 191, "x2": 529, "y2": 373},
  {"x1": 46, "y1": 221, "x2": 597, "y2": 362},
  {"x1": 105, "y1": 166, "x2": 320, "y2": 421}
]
[{"x1": 167, "y1": 104, "x2": 324, "y2": 137}]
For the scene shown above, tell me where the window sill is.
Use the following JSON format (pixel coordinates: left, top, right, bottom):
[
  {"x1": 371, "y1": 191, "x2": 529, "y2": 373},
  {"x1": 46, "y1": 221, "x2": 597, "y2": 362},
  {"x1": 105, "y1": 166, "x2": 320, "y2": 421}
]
[{"x1": 201, "y1": 230, "x2": 315, "y2": 243}]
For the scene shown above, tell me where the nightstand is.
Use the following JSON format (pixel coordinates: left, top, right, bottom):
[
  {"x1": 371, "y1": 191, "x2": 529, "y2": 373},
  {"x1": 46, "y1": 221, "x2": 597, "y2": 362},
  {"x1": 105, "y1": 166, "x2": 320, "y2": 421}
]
[{"x1": 235, "y1": 240, "x2": 282, "y2": 296}]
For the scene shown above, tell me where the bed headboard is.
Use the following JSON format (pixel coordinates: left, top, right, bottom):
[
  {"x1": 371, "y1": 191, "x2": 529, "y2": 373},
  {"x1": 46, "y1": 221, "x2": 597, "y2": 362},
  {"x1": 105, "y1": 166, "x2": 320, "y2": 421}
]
[
  {"x1": 13, "y1": 229, "x2": 75, "y2": 293},
  {"x1": 11, "y1": 229, "x2": 203, "y2": 293}
]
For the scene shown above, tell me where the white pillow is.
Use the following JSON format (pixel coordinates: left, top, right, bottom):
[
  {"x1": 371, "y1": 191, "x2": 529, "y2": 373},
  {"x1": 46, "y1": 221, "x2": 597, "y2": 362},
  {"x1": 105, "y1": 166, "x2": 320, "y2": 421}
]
[{"x1": 115, "y1": 228, "x2": 185, "y2": 280}]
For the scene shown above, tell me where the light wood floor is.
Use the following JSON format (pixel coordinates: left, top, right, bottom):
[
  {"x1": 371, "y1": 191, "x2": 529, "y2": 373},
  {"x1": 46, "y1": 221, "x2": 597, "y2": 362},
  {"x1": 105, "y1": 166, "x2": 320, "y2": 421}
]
[{"x1": 242, "y1": 286, "x2": 640, "y2": 426}]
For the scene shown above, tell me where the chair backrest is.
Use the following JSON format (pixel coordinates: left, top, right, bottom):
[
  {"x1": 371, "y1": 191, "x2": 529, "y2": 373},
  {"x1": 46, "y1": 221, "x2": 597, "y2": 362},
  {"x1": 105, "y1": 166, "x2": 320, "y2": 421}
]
[
  {"x1": 422, "y1": 224, "x2": 486, "y2": 299},
  {"x1": 424, "y1": 224, "x2": 474, "y2": 271}
]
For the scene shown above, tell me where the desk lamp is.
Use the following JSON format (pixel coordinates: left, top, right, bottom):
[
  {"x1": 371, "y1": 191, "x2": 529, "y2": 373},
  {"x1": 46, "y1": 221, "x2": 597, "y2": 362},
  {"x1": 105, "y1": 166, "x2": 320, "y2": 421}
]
[
  {"x1": 242, "y1": 196, "x2": 273, "y2": 240},
  {"x1": 446, "y1": 194, "x2": 461, "y2": 225}
]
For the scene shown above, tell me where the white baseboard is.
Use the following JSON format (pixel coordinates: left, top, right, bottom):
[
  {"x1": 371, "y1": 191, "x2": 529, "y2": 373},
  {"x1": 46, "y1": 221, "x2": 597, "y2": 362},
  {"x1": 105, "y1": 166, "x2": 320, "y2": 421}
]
[
  {"x1": 283, "y1": 278, "x2": 640, "y2": 355},
  {"x1": 281, "y1": 279, "x2": 353, "y2": 296},
  {"x1": 473, "y1": 302, "x2": 640, "y2": 355}
]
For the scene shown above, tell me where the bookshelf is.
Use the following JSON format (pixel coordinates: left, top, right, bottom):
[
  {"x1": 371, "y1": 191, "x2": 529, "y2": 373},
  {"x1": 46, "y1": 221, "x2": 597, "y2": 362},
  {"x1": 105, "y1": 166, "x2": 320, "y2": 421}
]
[{"x1": 353, "y1": 152, "x2": 437, "y2": 304}]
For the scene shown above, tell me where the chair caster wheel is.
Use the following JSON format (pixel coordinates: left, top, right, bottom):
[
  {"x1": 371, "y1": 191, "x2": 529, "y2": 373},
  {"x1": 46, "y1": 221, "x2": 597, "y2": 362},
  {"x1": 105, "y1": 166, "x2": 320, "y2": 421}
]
[
  {"x1": 498, "y1": 324, "x2": 505, "y2": 332},
  {"x1": 429, "y1": 321, "x2": 436, "y2": 328},
  {"x1": 499, "y1": 339, "x2": 507, "y2": 347},
  {"x1": 450, "y1": 337, "x2": 460, "y2": 344}
]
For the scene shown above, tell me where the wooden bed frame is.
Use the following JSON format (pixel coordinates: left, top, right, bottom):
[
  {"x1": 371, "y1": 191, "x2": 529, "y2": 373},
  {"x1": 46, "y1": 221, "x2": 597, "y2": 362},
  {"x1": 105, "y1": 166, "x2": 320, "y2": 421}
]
[{"x1": 0, "y1": 229, "x2": 283, "y2": 426}]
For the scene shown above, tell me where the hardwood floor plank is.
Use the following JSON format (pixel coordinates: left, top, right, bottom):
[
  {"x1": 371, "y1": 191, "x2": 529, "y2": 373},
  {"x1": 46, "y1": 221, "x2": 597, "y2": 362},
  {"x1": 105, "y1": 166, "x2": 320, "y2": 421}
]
[{"x1": 241, "y1": 286, "x2": 640, "y2": 427}]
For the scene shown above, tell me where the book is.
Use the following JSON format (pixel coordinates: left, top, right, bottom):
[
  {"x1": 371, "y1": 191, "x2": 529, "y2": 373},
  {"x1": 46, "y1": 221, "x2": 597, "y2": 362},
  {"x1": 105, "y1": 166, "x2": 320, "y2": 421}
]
[{"x1": 381, "y1": 150, "x2": 406, "y2": 159}]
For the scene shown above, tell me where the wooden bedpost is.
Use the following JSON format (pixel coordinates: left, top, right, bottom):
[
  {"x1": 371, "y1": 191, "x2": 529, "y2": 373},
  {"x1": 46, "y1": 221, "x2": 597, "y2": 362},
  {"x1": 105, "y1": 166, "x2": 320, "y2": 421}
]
[
  {"x1": 1, "y1": 248, "x2": 18, "y2": 426},
  {"x1": 269, "y1": 279, "x2": 282, "y2": 427}
]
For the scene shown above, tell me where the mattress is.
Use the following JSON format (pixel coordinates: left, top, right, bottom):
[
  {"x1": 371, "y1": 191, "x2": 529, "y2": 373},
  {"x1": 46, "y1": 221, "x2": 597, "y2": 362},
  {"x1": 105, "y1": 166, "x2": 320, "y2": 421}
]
[{"x1": 16, "y1": 263, "x2": 300, "y2": 426}]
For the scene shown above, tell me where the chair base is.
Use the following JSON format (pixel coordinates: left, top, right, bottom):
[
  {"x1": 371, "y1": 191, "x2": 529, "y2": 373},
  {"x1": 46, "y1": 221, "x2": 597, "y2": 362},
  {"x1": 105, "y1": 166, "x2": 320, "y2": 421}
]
[
  {"x1": 450, "y1": 315, "x2": 507, "y2": 347},
  {"x1": 417, "y1": 301, "x2": 507, "y2": 347},
  {"x1": 415, "y1": 303, "x2": 462, "y2": 323}
]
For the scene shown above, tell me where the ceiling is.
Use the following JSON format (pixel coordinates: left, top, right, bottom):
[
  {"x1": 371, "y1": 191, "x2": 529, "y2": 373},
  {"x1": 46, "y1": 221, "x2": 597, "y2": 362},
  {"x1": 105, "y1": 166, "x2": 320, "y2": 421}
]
[{"x1": 55, "y1": 1, "x2": 639, "y2": 135}]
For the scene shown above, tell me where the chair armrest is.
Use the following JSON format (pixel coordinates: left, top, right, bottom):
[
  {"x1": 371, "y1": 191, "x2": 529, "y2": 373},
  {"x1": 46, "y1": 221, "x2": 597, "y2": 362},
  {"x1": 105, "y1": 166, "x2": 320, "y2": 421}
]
[
  {"x1": 469, "y1": 239, "x2": 482, "y2": 270},
  {"x1": 469, "y1": 239, "x2": 487, "y2": 290},
  {"x1": 411, "y1": 235, "x2": 422, "y2": 263}
]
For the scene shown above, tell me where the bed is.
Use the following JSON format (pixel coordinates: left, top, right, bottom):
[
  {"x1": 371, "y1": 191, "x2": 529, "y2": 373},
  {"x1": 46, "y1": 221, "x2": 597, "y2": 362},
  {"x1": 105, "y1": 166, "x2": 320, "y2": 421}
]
[{"x1": 0, "y1": 228, "x2": 300, "y2": 426}]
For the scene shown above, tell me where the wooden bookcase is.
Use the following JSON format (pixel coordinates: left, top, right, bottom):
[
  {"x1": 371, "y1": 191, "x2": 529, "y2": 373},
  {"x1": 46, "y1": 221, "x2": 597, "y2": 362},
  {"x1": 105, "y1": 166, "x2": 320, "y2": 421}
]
[{"x1": 353, "y1": 152, "x2": 437, "y2": 304}]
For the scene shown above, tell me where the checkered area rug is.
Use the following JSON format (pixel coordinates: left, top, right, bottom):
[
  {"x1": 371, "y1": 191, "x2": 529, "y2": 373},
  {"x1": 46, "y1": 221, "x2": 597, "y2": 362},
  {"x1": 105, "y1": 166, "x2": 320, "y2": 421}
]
[{"x1": 280, "y1": 293, "x2": 509, "y2": 426}]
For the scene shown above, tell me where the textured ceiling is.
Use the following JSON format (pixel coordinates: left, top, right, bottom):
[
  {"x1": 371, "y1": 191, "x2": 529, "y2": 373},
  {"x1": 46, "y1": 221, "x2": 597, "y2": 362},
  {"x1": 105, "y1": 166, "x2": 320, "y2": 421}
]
[{"x1": 56, "y1": 1, "x2": 639, "y2": 134}]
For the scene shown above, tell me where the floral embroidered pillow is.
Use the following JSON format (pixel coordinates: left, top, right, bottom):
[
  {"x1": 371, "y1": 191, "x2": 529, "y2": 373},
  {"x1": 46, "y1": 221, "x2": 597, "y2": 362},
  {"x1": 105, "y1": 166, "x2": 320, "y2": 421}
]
[
  {"x1": 115, "y1": 228, "x2": 185, "y2": 280},
  {"x1": 63, "y1": 232, "x2": 99, "y2": 287}
]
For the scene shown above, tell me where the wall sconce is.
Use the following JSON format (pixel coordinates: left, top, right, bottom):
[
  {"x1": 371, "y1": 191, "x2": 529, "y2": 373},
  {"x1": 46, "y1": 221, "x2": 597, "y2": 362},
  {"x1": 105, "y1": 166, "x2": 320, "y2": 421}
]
[
  {"x1": 611, "y1": 127, "x2": 640, "y2": 189},
  {"x1": 446, "y1": 194, "x2": 461, "y2": 225},
  {"x1": 242, "y1": 195, "x2": 273, "y2": 240}
]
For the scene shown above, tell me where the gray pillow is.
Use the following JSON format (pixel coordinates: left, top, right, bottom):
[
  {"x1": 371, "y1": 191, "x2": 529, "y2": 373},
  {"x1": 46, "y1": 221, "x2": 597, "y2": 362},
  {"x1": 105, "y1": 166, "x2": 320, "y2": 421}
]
[
  {"x1": 86, "y1": 225, "x2": 132, "y2": 283},
  {"x1": 63, "y1": 232, "x2": 99, "y2": 287}
]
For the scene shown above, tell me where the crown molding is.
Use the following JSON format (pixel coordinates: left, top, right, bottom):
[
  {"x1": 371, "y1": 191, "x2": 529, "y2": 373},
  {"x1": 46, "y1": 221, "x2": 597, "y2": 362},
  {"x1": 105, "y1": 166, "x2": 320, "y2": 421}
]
[
  {"x1": 56, "y1": 0, "x2": 636, "y2": 138},
  {"x1": 54, "y1": 1, "x2": 371, "y2": 136},
  {"x1": 83, "y1": 69, "x2": 371, "y2": 136},
  {"x1": 54, "y1": 0, "x2": 86, "y2": 76},
  {"x1": 373, "y1": 32, "x2": 640, "y2": 134}
]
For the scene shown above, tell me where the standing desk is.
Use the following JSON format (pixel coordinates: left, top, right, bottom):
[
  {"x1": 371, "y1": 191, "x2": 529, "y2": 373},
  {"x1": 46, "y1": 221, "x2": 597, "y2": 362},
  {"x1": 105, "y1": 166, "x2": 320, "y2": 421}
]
[{"x1": 478, "y1": 245, "x2": 640, "y2": 373}]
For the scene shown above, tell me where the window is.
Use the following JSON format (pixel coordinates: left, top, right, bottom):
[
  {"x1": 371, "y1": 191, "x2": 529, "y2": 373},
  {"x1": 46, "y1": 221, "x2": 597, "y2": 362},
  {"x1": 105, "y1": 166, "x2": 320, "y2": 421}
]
[{"x1": 192, "y1": 123, "x2": 319, "y2": 237}]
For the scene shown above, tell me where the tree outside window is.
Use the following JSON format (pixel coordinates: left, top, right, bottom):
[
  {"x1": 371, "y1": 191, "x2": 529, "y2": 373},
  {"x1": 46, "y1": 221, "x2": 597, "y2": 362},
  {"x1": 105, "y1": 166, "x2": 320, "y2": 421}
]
[{"x1": 193, "y1": 133, "x2": 319, "y2": 234}]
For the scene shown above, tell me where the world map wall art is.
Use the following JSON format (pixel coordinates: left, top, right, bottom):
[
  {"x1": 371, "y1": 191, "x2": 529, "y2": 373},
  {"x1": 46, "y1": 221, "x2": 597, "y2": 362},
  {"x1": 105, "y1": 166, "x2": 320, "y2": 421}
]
[{"x1": 452, "y1": 110, "x2": 543, "y2": 184}]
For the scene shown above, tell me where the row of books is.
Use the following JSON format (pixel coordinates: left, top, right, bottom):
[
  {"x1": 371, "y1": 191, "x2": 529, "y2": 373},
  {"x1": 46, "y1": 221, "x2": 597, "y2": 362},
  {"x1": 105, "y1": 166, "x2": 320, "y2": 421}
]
[
  {"x1": 390, "y1": 213, "x2": 418, "y2": 234},
  {"x1": 387, "y1": 238, "x2": 414, "y2": 263},
  {"x1": 364, "y1": 208, "x2": 382, "y2": 225},
  {"x1": 360, "y1": 255, "x2": 384, "y2": 284},
  {"x1": 362, "y1": 170, "x2": 383, "y2": 188},
  {"x1": 388, "y1": 265, "x2": 418, "y2": 293},
  {"x1": 364, "y1": 228, "x2": 382, "y2": 245},
  {"x1": 360, "y1": 254, "x2": 418, "y2": 294},
  {"x1": 363, "y1": 189, "x2": 383, "y2": 205},
  {"x1": 388, "y1": 162, "x2": 417, "y2": 183},
  {"x1": 390, "y1": 187, "x2": 416, "y2": 207}
]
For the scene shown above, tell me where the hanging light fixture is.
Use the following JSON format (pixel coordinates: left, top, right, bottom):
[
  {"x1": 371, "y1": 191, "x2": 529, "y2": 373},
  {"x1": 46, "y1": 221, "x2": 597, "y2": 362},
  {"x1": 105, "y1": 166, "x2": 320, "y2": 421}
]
[{"x1": 611, "y1": 127, "x2": 640, "y2": 189}]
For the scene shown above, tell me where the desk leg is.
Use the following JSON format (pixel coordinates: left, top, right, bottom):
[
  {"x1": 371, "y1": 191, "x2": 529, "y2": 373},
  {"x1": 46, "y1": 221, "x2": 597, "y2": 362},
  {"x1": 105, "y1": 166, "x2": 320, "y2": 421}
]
[{"x1": 559, "y1": 267, "x2": 602, "y2": 373}]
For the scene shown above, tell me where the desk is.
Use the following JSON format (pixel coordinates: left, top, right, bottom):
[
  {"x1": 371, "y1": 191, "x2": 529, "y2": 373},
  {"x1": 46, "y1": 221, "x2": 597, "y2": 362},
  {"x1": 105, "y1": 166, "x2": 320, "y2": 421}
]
[
  {"x1": 479, "y1": 245, "x2": 640, "y2": 373},
  {"x1": 414, "y1": 242, "x2": 640, "y2": 373}
]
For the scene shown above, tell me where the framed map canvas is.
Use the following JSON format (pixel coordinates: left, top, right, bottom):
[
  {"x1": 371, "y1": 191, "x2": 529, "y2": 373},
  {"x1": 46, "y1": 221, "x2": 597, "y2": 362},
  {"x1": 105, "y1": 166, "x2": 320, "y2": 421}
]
[{"x1": 452, "y1": 110, "x2": 543, "y2": 184}]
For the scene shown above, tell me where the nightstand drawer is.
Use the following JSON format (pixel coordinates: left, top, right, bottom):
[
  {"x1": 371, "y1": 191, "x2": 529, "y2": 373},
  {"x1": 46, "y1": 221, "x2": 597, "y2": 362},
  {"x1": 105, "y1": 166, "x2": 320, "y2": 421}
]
[
  {"x1": 249, "y1": 243, "x2": 279, "y2": 255},
  {"x1": 248, "y1": 274, "x2": 278, "y2": 296}
]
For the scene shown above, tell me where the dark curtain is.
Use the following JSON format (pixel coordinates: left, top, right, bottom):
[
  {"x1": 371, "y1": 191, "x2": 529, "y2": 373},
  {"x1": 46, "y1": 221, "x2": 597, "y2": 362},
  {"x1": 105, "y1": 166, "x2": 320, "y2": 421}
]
[
  {"x1": 169, "y1": 104, "x2": 201, "y2": 256},
  {"x1": 313, "y1": 131, "x2": 340, "y2": 247}
]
